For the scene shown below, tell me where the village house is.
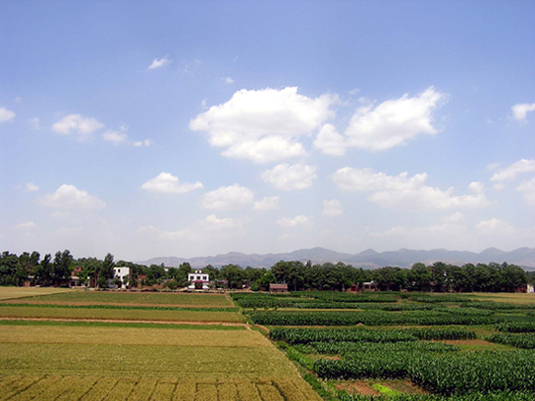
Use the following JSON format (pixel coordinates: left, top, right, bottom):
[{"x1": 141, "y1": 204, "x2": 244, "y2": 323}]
[
  {"x1": 188, "y1": 270, "x2": 210, "y2": 290},
  {"x1": 269, "y1": 283, "x2": 288, "y2": 293},
  {"x1": 113, "y1": 266, "x2": 132, "y2": 289}
]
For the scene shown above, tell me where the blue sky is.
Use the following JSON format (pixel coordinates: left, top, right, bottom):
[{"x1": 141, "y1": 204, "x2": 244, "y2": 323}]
[{"x1": 1, "y1": 1, "x2": 535, "y2": 261}]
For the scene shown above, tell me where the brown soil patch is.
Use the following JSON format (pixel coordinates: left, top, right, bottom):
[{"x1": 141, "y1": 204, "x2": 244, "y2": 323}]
[
  {"x1": 335, "y1": 381, "x2": 380, "y2": 396},
  {"x1": 324, "y1": 355, "x2": 342, "y2": 360},
  {"x1": 386, "y1": 380, "x2": 428, "y2": 394},
  {"x1": 442, "y1": 339, "x2": 494, "y2": 346}
]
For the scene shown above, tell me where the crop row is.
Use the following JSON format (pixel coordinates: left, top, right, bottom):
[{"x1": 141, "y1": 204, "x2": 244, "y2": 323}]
[
  {"x1": 496, "y1": 322, "x2": 535, "y2": 333},
  {"x1": 251, "y1": 310, "x2": 496, "y2": 326},
  {"x1": 270, "y1": 327, "x2": 417, "y2": 344},
  {"x1": 270, "y1": 327, "x2": 476, "y2": 344},
  {"x1": 310, "y1": 340, "x2": 459, "y2": 355},
  {"x1": 400, "y1": 294, "x2": 474, "y2": 303},
  {"x1": 337, "y1": 392, "x2": 535, "y2": 401},
  {"x1": 315, "y1": 350, "x2": 535, "y2": 396},
  {"x1": 485, "y1": 333, "x2": 535, "y2": 349},
  {"x1": 460, "y1": 302, "x2": 535, "y2": 310},
  {"x1": 291, "y1": 291, "x2": 399, "y2": 303}
]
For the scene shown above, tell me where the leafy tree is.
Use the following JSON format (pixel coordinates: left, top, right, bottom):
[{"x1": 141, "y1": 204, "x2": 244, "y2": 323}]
[
  {"x1": 52, "y1": 250, "x2": 73, "y2": 285},
  {"x1": 220, "y1": 264, "x2": 245, "y2": 289},
  {"x1": 34, "y1": 254, "x2": 52, "y2": 286},
  {"x1": 97, "y1": 253, "x2": 115, "y2": 288}
]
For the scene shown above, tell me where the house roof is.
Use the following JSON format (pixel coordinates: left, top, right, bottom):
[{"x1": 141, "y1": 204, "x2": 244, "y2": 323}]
[{"x1": 270, "y1": 284, "x2": 288, "y2": 289}]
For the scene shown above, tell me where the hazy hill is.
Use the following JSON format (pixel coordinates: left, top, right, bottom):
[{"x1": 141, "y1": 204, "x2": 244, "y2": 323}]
[{"x1": 139, "y1": 247, "x2": 535, "y2": 269}]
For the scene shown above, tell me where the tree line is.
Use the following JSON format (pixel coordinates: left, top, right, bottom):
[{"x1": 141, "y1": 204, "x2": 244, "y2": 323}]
[{"x1": 1, "y1": 250, "x2": 533, "y2": 292}]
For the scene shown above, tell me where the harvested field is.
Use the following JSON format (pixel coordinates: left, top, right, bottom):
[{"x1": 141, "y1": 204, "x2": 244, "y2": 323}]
[
  {"x1": 0, "y1": 320, "x2": 321, "y2": 400},
  {"x1": 471, "y1": 293, "x2": 535, "y2": 305},
  {"x1": 0, "y1": 306, "x2": 244, "y2": 323},
  {"x1": 0, "y1": 376, "x2": 320, "y2": 401},
  {"x1": 0, "y1": 325, "x2": 262, "y2": 347},
  {"x1": 15, "y1": 291, "x2": 234, "y2": 308},
  {"x1": 0, "y1": 287, "x2": 74, "y2": 301}
]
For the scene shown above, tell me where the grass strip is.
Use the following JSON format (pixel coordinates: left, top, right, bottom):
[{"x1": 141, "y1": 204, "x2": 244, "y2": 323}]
[
  {"x1": 0, "y1": 302, "x2": 237, "y2": 312},
  {"x1": 0, "y1": 319, "x2": 245, "y2": 330}
]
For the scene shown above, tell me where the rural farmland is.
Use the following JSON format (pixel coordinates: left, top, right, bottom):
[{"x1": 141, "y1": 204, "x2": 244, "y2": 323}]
[
  {"x1": 0, "y1": 288, "x2": 321, "y2": 401},
  {"x1": 2, "y1": 288, "x2": 535, "y2": 400}
]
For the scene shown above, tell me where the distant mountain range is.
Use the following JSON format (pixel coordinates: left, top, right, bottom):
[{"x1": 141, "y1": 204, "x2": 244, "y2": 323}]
[{"x1": 139, "y1": 246, "x2": 535, "y2": 269}]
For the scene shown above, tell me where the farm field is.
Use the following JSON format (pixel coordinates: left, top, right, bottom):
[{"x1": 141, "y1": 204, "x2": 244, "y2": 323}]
[
  {"x1": 0, "y1": 290, "x2": 321, "y2": 400},
  {"x1": 0, "y1": 287, "x2": 75, "y2": 301},
  {"x1": 470, "y1": 292, "x2": 535, "y2": 304},
  {"x1": 4, "y1": 290, "x2": 235, "y2": 308},
  {"x1": 0, "y1": 305, "x2": 244, "y2": 323},
  {"x1": 233, "y1": 291, "x2": 535, "y2": 400}
]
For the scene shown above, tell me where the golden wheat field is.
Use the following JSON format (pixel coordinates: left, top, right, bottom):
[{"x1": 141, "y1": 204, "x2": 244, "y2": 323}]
[
  {"x1": 0, "y1": 376, "x2": 320, "y2": 401},
  {"x1": 0, "y1": 289, "x2": 321, "y2": 401}
]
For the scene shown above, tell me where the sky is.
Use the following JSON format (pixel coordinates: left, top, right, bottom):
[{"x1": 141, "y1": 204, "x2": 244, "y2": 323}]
[{"x1": 1, "y1": 1, "x2": 535, "y2": 261}]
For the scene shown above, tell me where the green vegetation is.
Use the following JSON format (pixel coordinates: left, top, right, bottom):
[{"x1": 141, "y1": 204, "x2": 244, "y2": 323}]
[
  {"x1": 251, "y1": 310, "x2": 496, "y2": 326},
  {"x1": 22, "y1": 290, "x2": 235, "y2": 307},
  {"x1": 485, "y1": 333, "x2": 535, "y2": 349}
]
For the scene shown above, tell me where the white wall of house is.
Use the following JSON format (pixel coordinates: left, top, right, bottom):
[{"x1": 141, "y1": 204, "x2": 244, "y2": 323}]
[
  {"x1": 113, "y1": 267, "x2": 131, "y2": 289},
  {"x1": 188, "y1": 270, "x2": 209, "y2": 289}
]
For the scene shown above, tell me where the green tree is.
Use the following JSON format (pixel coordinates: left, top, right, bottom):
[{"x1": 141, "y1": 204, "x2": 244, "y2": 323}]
[
  {"x1": 97, "y1": 253, "x2": 115, "y2": 288},
  {"x1": 52, "y1": 250, "x2": 73, "y2": 285}
]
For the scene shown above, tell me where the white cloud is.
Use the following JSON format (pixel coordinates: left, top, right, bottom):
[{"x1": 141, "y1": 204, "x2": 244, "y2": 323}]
[
  {"x1": 0, "y1": 107, "x2": 16, "y2": 123},
  {"x1": 517, "y1": 177, "x2": 535, "y2": 206},
  {"x1": 38, "y1": 184, "x2": 106, "y2": 210},
  {"x1": 133, "y1": 139, "x2": 152, "y2": 147},
  {"x1": 252, "y1": 196, "x2": 280, "y2": 211},
  {"x1": 343, "y1": 86, "x2": 446, "y2": 152},
  {"x1": 221, "y1": 136, "x2": 306, "y2": 164},
  {"x1": 261, "y1": 163, "x2": 317, "y2": 191},
  {"x1": 440, "y1": 212, "x2": 465, "y2": 224},
  {"x1": 189, "y1": 87, "x2": 335, "y2": 163},
  {"x1": 511, "y1": 103, "x2": 535, "y2": 122},
  {"x1": 201, "y1": 184, "x2": 254, "y2": 210},
  {"x1": 476, "y1": 218, "x2": 517, "y2": 235},
  {"x1": 493, "y1": 183, "x2": 506, "y2": 191},
  {"x1": 51, "y1": 114, "x2": 104, "y2": 141},
  {"x1": 28, "y1": 117, "x2": 40, "y2": 129},
  {"x1": 13, "y1": 222, "x2": 37, "y2": 231},
  {"x1": 323, "y1": 199, "x2": 343, "y2": 217},
  {"x1": 314, "y1": 124, "x2": 346, "y2": 156},
  {"x1": 136, "y1": 214, "x2": 244, "y2": 242},
  {"x1": 277, "y1": 215, "x2": 310, "y2": 228},
  {"x1": 148, "y1": 55, "x2": 172, "y2": 70},
  {"x1": 491, "y1": 159, "x2": 535, "y2": 182},
  {"x1": 141, "y1": 172, "x2": 203, "y2": 194},
  {"x1": 102, "y1": 129, "x2": 128, "y2": 145},
  {"x1": 468, "y1": 181, "x2": 485, "y2": 194},
  {"x1": 372, "y1": 223, "x2": 466, "y2": 240},
  {"x1": 332, "y1": 167, "x2": 489, "y2": 209},
  {"x1": 25, "y1": 182, "x2": 39, "y2": 192},
  {"x1": 223, "y1": 77, "x2": 234, "y2": 84}
]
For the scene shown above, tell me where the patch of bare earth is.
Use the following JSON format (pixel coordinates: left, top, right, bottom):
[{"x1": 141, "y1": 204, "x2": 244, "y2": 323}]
[
  {"x1": 335, "y1": 381, "x2": 380, "y2": 396},
  {"x1": 443, "y1": 339, "x2": 495, "y2": 346},
  {"x1": 385, "y1": 380, "x2": 428, "y2": 394}
]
